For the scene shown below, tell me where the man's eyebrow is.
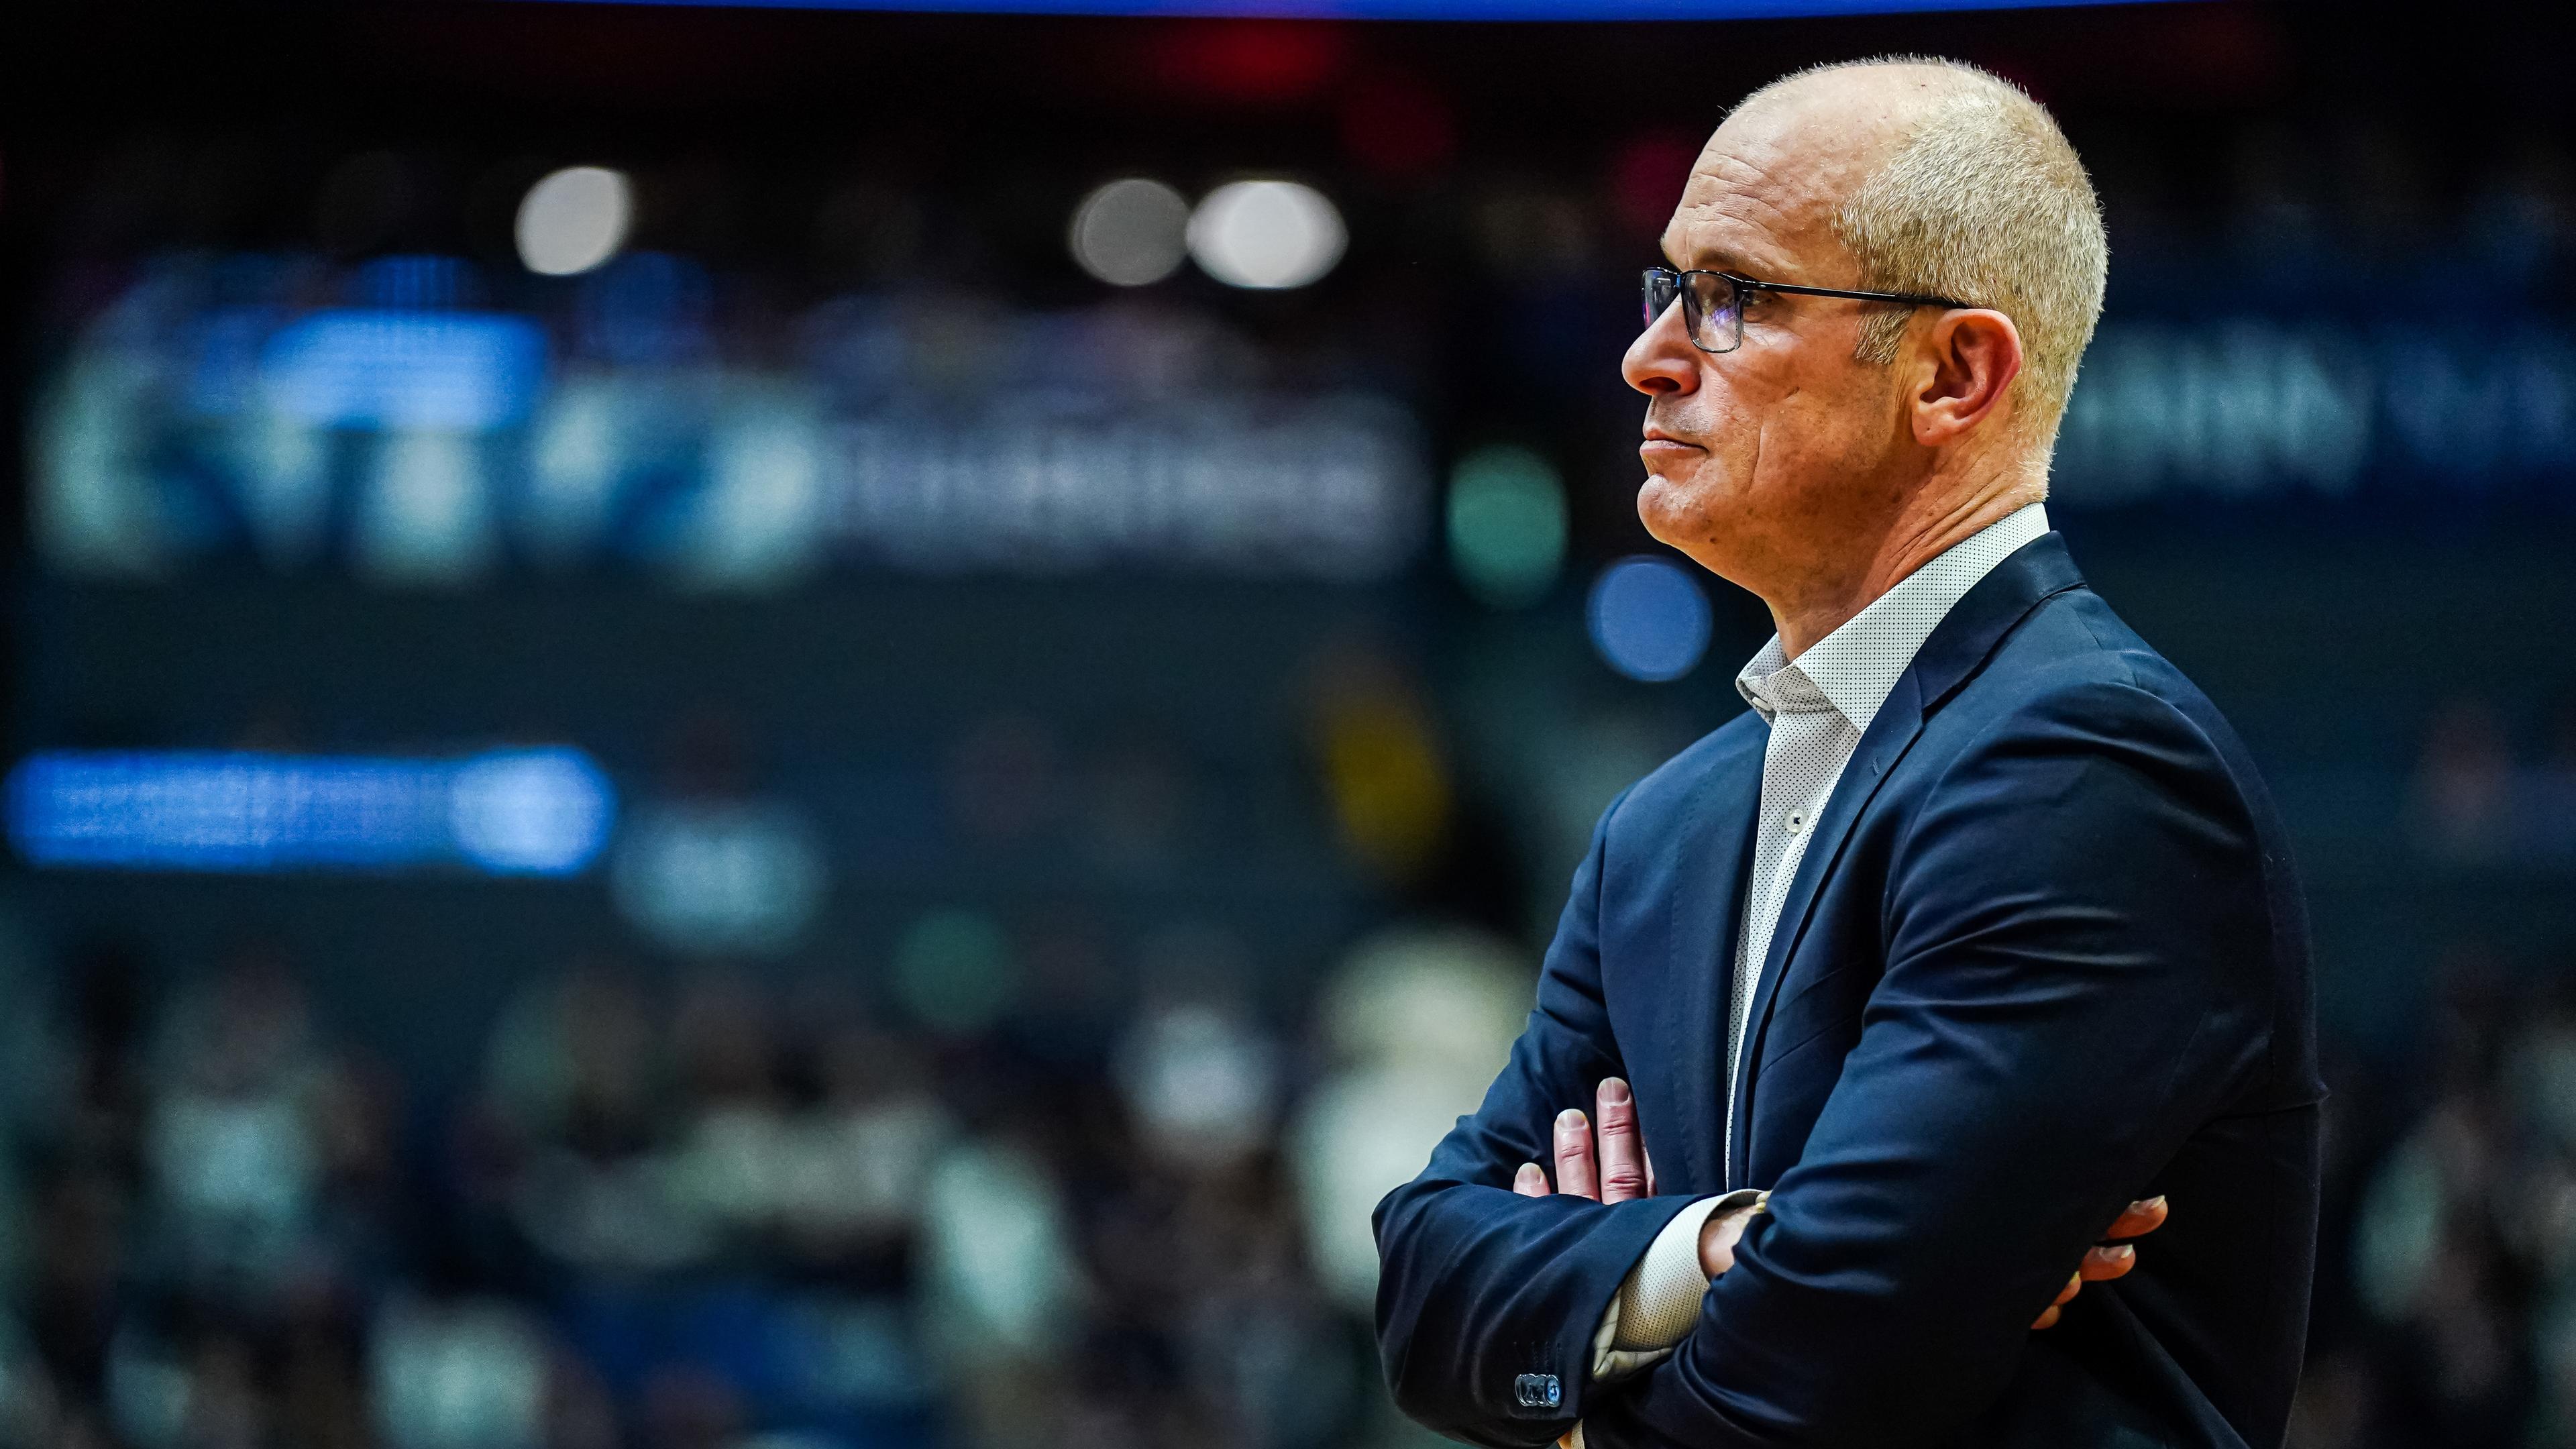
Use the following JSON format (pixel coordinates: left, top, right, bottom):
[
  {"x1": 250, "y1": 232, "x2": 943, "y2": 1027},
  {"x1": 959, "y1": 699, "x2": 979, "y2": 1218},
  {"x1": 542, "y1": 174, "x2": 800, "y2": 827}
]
[{"x1": 1664, "y1": 241, "x2": 1746, "y2": 274}]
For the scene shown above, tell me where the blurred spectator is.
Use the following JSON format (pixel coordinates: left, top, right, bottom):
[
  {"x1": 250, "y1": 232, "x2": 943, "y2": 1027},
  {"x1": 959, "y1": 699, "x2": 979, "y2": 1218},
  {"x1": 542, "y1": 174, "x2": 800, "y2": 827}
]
[
  {"x1": 369, "y1": 1296, "x2": 549, "y2": 1449},
  {"x1": 1289, "y1": 925, "x2": 1531, "y2": 1314},
  {"x1": 1114, "y1": 1001, "x2": 1280, "y2": 1173},
  {"x1": 612, "y1": 716, "x2": 828, "y2": 961}
]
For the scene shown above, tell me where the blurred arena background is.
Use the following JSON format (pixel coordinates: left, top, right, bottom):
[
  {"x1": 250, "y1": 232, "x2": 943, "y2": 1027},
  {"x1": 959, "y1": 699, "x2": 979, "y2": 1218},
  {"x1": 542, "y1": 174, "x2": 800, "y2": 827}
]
[{"x1": 2, "y1": 1, "x2": 2573, "y2": 1445}]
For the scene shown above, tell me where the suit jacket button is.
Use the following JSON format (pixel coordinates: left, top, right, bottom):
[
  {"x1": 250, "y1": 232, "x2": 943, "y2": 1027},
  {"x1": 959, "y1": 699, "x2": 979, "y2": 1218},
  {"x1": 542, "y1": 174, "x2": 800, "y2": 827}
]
[{"x1": 1515, "y1": 1373, "x2": 1561, "y2": 1409}]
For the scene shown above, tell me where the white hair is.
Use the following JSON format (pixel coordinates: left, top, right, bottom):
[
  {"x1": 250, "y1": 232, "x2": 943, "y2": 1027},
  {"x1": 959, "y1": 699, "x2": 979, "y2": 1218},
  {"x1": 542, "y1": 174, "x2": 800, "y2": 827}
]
[{"x1": 1747, "y1": 56, "x2": 2109, "y2": 449}]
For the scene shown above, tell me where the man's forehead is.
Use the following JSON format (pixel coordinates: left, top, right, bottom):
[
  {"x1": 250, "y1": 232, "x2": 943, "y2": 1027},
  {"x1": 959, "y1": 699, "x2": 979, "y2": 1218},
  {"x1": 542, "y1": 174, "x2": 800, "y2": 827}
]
[
  {"x1": 1660, "y1": 144, "x2": 1841, "y2": 276},
  {"x1": 1659, "y1": 87, "x2": 1894, "y2": 276}
]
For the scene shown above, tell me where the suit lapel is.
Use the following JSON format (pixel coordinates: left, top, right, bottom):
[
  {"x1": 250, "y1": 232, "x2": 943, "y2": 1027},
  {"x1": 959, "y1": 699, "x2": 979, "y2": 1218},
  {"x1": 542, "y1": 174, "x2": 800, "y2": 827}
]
[
  {"x1": 1665, "y1": 733, "x2": 1761, "y2": 1195},
  {"x1": 1723, "y1": 670, "x2": 1929, "y2": 1187},
  {"x1": 1721, "y1": 533, "x2": 2090, "y2": 1187}
]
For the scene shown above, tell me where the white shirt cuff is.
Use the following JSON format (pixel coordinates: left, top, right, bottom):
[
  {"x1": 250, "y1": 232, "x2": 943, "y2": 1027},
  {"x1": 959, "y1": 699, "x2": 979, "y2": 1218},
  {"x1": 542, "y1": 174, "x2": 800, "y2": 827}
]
[{"x1": 1589, "y1": 1188, "x2": 1766, "y2": 1381}]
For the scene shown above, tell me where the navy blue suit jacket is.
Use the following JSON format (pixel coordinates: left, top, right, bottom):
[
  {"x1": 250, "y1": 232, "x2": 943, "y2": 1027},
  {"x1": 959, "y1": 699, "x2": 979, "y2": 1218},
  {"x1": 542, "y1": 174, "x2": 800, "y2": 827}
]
[{"x1": 1375, "y1": 535, "x2": 2322, "y2": 1449}]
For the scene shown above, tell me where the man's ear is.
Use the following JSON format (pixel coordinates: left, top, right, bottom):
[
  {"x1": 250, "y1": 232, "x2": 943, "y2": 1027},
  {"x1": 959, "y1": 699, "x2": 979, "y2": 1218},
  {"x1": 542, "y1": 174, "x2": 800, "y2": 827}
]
[{"x1": 1909, "y1": 309, "x2": 2024, "y2": 447}]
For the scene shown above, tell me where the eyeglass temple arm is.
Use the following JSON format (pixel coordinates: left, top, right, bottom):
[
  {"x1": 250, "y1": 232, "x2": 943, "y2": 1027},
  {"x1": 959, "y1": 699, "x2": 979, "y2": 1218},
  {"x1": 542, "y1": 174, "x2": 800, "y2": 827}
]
[{"x1": 1729, "y1": 276, "x2": 1971, "y2": 310}]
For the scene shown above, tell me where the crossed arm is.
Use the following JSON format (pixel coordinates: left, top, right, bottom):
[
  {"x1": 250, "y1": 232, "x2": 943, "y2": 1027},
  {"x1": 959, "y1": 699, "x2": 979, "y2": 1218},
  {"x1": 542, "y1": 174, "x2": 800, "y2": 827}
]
[
  {"x1": 1376, "y1": 683, "x2": 2273, "y2": 1448},
  {"x1": 1523, "y1": 1077, "x2": 2169, "y2": 1335}
]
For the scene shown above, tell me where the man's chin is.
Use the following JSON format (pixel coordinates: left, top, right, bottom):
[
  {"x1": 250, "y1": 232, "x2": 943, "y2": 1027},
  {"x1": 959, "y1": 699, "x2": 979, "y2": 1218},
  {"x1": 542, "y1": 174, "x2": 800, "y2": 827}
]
[
  {"x1": 1635, "y1": 478, "x2": 1744, "y2": 583},
  {"x1": 1635, "y1": 474, "x2": 1704, "y2": 549}
]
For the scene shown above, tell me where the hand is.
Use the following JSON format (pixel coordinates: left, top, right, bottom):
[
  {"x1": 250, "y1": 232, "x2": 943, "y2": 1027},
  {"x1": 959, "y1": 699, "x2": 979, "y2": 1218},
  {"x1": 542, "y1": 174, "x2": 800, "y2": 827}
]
[
  {"x1": 1509, "y1": 1077, "x2": 1652, "y2": 1203},
  {"x1": 2030, "y1": 1195, "x2": 2167, "y2": 1329},
  {"x1": 1511, "y1": 1077, "x2": 2174, "y2": 1330}
]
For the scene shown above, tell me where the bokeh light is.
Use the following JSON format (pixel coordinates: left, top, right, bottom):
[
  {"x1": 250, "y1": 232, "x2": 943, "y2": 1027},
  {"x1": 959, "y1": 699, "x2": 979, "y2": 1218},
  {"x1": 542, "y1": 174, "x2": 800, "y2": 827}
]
[
  {"x1": 892, "y1": 908, "x2": 1020, "y2": 1035},
  {"x1": 1069, "y1": 178, "x2": 1191, "y2": 286},
  {"x1": 608, "y1": 800, "x2": 826, "y2": 955},
  {"x1": 515, "y1": 166, "x2": 634, "y2": 277},
  {"x1": 446, "y1": 748, "x2": 619, "y2": 875},
  {"x1": 1585, "y1": 556, "x2": 1712, "y2": 682},
  {"x1": 1115, "y1": 1002, "x2": 1280, "y2": 1167},
  {"x1": 1445, "y1": 444, "x2": 1568, "y2": 608},
  {"x1": 1187, "y1": 179, "x2": 1346, "y2": 289}
]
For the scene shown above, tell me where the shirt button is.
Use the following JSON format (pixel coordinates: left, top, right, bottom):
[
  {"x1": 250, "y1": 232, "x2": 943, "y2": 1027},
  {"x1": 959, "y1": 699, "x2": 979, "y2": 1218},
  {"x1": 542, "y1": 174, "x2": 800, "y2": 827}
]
[{"x1": 1784, "y1": 810, "x2": 1806, "y2": 833}]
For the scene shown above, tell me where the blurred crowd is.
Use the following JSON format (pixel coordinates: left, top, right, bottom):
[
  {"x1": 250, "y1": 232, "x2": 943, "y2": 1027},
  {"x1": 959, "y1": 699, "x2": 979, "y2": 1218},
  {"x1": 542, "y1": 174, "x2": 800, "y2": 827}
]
[
  {"x1": 2272, "y1": 702, "x2": 2576, "y2": 1448},
  {"x1": 0, "y1": 919, "x2": 1538, "y2": 1449},
  {"x1": 2301, "y1": 954, "x2": 2576, "y2": 1449}
]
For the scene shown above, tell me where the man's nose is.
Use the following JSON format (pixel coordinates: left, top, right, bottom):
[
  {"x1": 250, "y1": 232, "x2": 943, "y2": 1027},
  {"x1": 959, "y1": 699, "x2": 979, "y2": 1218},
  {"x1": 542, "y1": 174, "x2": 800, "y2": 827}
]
[{"x1": 1623, "y1": 301, "x2": 1697, "y2": 397}]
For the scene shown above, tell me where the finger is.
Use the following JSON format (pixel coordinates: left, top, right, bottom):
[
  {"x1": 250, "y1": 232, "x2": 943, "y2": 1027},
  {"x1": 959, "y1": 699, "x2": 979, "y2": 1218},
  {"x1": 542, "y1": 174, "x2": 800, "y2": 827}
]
[
  {"x1": 2078, "y1": 1242, "x2": 2139, "y2": 1282},
  {"x1": 2034, "y1": 1270, "x2": 2078, "y2": 1329},
  {"x1": 1514, "y1": 1163, "x2": 1550, "y2": 1197},
  {"x1": 1554, "y1": 1109, "x2": 1601, "y2": 1201},
  {"x1": 1594, "y1": 1079, "x2": 1648, "y2": 1203},
  {"x1": 2104, "y1": 1195, "x2": 2169, "y2": 1240}
]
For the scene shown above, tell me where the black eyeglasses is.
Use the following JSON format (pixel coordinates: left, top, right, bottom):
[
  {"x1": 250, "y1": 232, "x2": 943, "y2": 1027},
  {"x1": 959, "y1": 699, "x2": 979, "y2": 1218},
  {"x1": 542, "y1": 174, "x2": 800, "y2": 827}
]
[{"x1": 1641, "y1": 267, "x2": 1975, "y2": 355}]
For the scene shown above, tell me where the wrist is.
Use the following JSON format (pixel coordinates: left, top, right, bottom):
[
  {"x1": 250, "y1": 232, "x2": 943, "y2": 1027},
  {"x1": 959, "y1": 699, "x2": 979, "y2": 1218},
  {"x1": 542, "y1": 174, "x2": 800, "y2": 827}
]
[{"x1": 1696, "y1": 1191, "x2": 1768, "y2": 1278}]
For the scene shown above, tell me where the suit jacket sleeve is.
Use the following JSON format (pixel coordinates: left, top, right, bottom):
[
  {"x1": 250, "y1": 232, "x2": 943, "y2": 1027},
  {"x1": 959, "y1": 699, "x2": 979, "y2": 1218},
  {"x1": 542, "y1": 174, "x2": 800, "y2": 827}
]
[
  {"x1": 1580, "y1": 680, "x2": 2284, "y2": 1449},
  {"x1": 1374, "y1": 787, "x2": 1704, "y2": 1448}
]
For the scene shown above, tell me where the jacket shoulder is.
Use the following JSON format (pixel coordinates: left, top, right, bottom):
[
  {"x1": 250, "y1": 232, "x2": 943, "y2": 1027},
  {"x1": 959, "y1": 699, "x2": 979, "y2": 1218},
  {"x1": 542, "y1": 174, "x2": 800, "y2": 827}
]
[
  {"x1": 1967, "y1": 586, "x2": 2238, "y2": 747},
  {"x1": 1941, "y1": 586, "x2": 2298, "y2": 912},
  {"x1": 1603, "y1": 708, "x2": 1764, "y2": 835}
]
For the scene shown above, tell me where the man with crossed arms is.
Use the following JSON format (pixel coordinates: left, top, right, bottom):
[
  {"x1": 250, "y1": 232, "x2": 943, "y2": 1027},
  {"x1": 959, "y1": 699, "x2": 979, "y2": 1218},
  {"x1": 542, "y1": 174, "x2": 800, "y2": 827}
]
[{"x1": 1374, "y1": 57, "x2": 2320, "y2": 1449}]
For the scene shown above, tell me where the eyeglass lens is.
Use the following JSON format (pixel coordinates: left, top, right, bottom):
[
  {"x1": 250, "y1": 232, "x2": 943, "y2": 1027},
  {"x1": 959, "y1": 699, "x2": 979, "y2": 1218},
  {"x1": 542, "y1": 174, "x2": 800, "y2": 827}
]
[{"x1": 1640, "y1": 270, "x2": 1743, "y2": 354}]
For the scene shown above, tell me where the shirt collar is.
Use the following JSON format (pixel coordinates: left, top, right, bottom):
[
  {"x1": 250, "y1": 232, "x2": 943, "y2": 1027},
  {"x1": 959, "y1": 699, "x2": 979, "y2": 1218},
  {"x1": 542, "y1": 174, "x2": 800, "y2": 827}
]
[{"x1": 1735, "y1": 502, "x2": 2050, "y2": 732}]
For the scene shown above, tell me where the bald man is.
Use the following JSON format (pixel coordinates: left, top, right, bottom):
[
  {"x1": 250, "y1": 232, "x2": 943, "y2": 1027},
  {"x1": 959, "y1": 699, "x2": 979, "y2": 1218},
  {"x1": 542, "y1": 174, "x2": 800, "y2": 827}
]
[{"x1": 1373, "y1": 58, "x2": 2320, "y2": 1449}]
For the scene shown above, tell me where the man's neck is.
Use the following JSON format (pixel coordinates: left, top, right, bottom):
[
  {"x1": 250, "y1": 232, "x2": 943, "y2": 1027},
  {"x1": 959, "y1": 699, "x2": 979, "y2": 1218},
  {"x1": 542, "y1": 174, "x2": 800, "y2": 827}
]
[{"x1": 1769, "y1": 478, "x2": 2039, "y2": 660}]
